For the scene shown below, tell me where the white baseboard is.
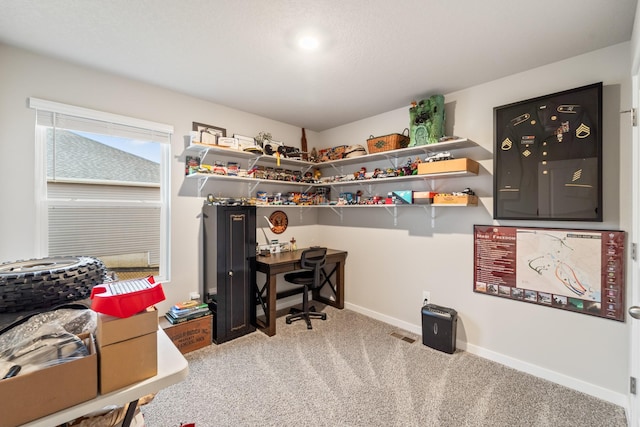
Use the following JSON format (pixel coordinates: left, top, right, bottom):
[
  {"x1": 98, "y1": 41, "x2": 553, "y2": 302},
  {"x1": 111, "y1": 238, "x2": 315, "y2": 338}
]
[
  {"x1": 345, "y1": 302, "x2": 423, "y2": 335},
  {"x1": 345, "y1": 302, "x2": 629, "y2": 411}
]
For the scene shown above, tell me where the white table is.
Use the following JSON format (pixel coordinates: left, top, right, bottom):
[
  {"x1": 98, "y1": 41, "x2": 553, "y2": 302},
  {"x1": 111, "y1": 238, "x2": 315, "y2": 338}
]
[{"x1": 21, "y1": 328, "x2": 189, "y2": 427}]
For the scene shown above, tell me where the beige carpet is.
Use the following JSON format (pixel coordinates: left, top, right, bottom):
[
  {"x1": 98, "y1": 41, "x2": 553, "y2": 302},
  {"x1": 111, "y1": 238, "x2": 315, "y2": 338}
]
[{"x1": 142, "y1": 307, "x2": 627, "y2": 426}]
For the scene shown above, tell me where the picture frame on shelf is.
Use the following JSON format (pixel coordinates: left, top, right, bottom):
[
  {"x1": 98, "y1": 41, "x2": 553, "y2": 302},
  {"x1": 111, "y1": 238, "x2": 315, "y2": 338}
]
[
  {"x1": 493, "y1": 82, "x2": 602, "y2": 221},
  {"x1": 192, "y1": 122, "x2": 226, "y2": 146}
]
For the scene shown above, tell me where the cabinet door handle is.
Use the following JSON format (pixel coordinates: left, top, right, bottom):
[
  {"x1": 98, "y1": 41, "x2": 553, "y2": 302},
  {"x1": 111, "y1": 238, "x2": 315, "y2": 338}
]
[{"x1": 228, "y1": 271, "x2": 233, "y2": 277}]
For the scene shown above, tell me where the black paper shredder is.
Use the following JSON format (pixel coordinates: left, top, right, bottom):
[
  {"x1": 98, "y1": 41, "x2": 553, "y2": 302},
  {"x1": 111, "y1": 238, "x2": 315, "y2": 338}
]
[{"x1": 421, "y1": 304, "x2": 457, "y2": 354}]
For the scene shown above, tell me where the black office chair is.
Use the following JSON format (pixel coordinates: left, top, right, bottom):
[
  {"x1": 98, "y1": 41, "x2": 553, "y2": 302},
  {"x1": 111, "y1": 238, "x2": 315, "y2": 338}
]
[{"x1": 284, "y1": 247, "x2": 327, "y2": 329}]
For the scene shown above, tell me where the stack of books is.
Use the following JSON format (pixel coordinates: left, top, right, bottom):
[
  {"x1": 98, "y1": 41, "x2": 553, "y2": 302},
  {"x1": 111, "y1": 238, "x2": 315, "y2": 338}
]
[{"x1": 165, "y1": 300, "x2": 211, "y2": 324}]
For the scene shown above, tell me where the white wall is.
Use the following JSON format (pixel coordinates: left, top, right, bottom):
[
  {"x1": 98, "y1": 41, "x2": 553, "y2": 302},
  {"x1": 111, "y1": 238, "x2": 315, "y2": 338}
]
[
  {"x1": 0, "y1": 42, "x2": 321, "y2": 315},
  {"x1": 0, "y1": 41, "x2": 632, "y2": 405},
  {"x1": 317, "y1": 42, "x2": 632, "y2": 405}
]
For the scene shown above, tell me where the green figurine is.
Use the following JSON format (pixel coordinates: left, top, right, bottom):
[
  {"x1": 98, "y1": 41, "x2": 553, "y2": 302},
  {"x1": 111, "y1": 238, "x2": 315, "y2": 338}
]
[{"x1": 409, "y1": 95, "x2": 445, "y2": 146}]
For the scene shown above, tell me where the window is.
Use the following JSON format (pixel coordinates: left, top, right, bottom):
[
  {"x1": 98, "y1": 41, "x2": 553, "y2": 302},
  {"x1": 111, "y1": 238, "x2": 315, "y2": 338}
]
[{"x1": 29, "y1": 98, "x2": 173, "y2": 282}]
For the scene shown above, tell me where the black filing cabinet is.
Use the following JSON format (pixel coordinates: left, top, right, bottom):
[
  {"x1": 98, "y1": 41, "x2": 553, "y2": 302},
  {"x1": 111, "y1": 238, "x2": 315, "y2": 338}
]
[{"x1": 202, "y1": 204, "x2": 256, "y2": 344}]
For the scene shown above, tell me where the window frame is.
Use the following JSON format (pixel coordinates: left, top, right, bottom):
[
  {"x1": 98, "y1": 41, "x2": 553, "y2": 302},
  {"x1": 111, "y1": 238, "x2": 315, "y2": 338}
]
[{"x1": 29, "y1": 98, "x2": 173, "y2": 282}]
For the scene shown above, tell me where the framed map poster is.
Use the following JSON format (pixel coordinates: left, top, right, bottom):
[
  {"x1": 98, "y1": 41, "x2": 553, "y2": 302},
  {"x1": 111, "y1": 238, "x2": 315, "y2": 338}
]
[
  {"x1": 493, "y1": 83, "x2": 603, "y2": 221},
  {"x1": 473, "y1": 225, "x2": 625, "y2": 321}
]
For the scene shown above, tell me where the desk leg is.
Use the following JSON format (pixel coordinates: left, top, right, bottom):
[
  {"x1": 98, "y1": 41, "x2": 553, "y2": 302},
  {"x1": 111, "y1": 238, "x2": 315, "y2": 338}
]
[
  {"x1": 122, "y1": 398, "x2": 139, "y2": 427},
  {"x1": 256, "y1": 273, "x2": 277, "y2": 336},
  {"x1": 335, "y1": 259, "x2": 344, "y2": 309},
  {"x1": 314, "y1": 259, "x2": 345, "y2": 309}
]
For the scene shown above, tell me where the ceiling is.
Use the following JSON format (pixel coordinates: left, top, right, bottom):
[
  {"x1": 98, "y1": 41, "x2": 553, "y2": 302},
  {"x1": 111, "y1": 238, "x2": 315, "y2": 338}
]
[{"x1": 0, "y1": 0, "x2": 637, "y2": 132}]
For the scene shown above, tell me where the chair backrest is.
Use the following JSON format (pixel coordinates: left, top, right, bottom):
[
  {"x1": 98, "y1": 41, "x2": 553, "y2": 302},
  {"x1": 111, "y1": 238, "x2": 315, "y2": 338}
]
[{"x1": 300, "y1": 247, "x2": 327, "y2": 288}]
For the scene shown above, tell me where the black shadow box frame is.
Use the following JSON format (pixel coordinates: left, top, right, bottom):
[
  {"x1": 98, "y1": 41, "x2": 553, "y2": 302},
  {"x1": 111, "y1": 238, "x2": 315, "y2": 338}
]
[{"x1": 493, "y1": 83, "x2": 603, "y2": 221}]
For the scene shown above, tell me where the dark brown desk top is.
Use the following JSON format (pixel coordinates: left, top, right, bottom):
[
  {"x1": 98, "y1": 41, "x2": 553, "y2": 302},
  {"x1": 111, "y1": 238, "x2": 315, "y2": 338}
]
[{"x1": 256, "y1": 248, "x2": 347, "y2": 267}]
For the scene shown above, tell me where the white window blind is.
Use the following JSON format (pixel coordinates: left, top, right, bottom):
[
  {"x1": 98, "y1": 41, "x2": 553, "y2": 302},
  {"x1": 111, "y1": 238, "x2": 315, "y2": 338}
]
[
  {"x1": 30, "y1": 98, "x2": 173, "y2": 280},
  {"x1": 30, "y1": 98, "x2": 173, "y2": 141}
]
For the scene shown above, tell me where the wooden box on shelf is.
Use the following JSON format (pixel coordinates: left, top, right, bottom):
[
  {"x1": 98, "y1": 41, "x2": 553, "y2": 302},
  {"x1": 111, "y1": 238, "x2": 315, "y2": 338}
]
[
  {"x1": 417, "y1": 158, "x2": 479, "y2": 175},
  {"x1": 413, "y1": 191, "x2": 437, "y2": 204},
  {"x1": 433, "y1": 194, "x2": 478, "y2": 206}
]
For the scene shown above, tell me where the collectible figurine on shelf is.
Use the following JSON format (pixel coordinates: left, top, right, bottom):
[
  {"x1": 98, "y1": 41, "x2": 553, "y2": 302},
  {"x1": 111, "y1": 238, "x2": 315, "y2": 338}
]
[
  {"x1": 302, "y1": 171, "x2": 314, "y2": 183},
  {"x1": 255, "y1": 131, "x2": 272, "y2": 147},
  {"x1": 397, "y1": 158, "x2": 413, "y2": 176},
  {"x1": 409, "y1": 94, "x2": 445, "y2": 146},
  {"x1": 410, "y1": 156, "x2": 422, "y2": 175},
  {"x1": 355, "y1": 167, "x2": 367, "y2": 180},
  {"x1": 309, "y1": 147, "x2": 318, "y2": 162}
]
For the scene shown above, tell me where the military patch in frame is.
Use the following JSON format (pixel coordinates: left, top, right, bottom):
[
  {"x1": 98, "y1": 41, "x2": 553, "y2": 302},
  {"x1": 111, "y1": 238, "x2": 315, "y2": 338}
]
[{"x1": 493, "y1": 83, "x2": 603, "y2": 221}]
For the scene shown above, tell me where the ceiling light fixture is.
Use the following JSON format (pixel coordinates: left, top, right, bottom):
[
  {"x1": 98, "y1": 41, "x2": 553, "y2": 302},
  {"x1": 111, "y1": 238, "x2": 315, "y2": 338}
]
[{"x1": 298, "y1": 34, "x2": 320, "y2": 50}]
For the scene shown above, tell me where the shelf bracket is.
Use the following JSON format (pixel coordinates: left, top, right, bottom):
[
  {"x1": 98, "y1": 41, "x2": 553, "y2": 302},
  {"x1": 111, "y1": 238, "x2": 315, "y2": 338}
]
[
  {"x1": 419, "y1": 177, "x2": 437, "y2": 192},
  {"x1": 366, "y1": 184, "x2": 374, "y2": 196},
  {"x1": 197, "y1": 176, "x2": 210, "y2": 196},
  {"x1": 326, "y1": 162, "x2": 343, "y2": 176},
  {"x1": 248, "y1": 157, "x2": 259, "y2": 170},
  {"x1": 382, "y1": 152, "x2": 416, "y2": 170},
  {"x1": 302, "y1": 164, "x2": 316, "y2": 177},
  {"x1": 247, "y1": 180, "x2": 262, "y2": 196},
  {"x1": 329, "y1": 206, "x2": 344, "y2": 222},
  {"x1": 382, "y1": 205, "x2": 398, "y2": 226},
  {"x1": 191, "y1": 145, "x2": 211, "y2": 158},
  {"x1": 430, "y1": 206, "x2": 436, "y2": 228}
]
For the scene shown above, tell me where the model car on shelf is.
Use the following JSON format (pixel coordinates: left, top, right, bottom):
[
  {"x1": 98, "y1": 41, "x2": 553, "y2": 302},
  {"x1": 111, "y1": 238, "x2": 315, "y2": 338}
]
[
  {"x1": 424, "y1": 151, "x2": 453, "y2": 162},
  {"x1": 454, "y1": 187, "x2": 475, "y2": 196}
]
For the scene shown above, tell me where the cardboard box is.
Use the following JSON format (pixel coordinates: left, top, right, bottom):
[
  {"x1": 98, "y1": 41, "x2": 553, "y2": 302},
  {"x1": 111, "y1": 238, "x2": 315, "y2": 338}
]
[
  {"x1": 160, "y1": 314, "x2": 212, "y2": 354},
  {"x1": 392, "y1": 190, "x2": 413, "y2": 204},
  {"x1": 433, "y1": 194, "x2": 479, "y2": 206},
  {"x1": 96, "y1": 308, "x2": 158, "y2": 394},
  {"x1": 98, "y1": 331, "x2": 158, "y2": 394},
  {"x1": 417, "y1": 158, "x2": 479, "y2": 176},
  {"x1": 96, "y1": 307, "x2": 158, "y2": 346},
  {"x1": 0, "y1": 333, "x2": 97, "y2": 427},
  {"x1": 413, "y1": 191, "x2": 436, "y2": 204}
]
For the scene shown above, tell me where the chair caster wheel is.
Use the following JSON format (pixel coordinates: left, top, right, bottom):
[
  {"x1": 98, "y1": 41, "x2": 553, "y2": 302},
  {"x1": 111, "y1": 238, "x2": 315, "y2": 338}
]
[{"x1": 286, "y1": 318, "x2": 292, "y2": 324}]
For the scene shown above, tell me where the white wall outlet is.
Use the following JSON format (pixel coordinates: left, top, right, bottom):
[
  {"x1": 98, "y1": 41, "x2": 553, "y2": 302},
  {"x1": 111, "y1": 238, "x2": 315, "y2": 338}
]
[{"x1": 422, "y1": 291, "x2": 431, "y2": 306}]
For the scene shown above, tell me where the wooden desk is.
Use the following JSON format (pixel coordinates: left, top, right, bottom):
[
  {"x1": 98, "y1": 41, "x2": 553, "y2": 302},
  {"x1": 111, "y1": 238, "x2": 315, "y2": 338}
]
[
  {"x1": 255, "y1": 248, "x2": 348, "y2": 336},
  {"x1": 22, "y1": 329, "x2": 188, "y2": 427}
]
